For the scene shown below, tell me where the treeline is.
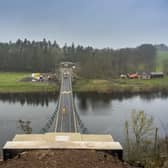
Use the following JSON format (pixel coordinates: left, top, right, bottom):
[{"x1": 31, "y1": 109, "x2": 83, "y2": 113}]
[
  {"x1": 0, "y1": 39, "x2": 156, "y2": 78},
  {"x1": 78, "y1": 44, "x2": 156, "y2": 78},
  {"x1": 0, "y1": 39, "x2": 61, "y2": 72}
]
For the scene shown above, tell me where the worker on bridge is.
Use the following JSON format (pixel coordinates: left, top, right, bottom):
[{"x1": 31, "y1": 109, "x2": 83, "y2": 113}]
[{"x1": 62, "y1": 106, "x2": 66, "y2": 114}]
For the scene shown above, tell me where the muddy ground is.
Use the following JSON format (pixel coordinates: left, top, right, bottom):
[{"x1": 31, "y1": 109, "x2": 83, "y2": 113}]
[{"x1": 0, "y1": 150, "x2": 139, "y2": 168}]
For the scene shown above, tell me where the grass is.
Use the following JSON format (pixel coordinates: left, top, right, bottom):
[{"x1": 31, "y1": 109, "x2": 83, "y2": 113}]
[
  {"x1": 73, "y1": 79, "x2": 113, "y2": 93},
  {"x1": 156, "y1": 51, "x2": 168, "y2": 71},
  {"x1": 0, "y1": 72, "x2": 168, "y2": 94},
  {"x1": 0, "y1": 72, "x2": 58, "y2": 93},
  {"x1": 73, "y1": 77, "x2": 168, "y2": 93}
]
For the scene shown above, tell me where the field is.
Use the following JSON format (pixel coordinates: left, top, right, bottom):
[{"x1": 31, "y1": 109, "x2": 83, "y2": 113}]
[
  {"x1": 73, "y1": 77, "x2": 168, "y2": 93},
  {"x1": 0, "y1": 72, "x2": 58, "y2": 93}
]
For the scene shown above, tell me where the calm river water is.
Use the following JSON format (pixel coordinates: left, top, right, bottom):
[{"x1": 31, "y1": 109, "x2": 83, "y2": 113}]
[{"x1": 0, "y1": 92, "x2": 168, "y2": 150}]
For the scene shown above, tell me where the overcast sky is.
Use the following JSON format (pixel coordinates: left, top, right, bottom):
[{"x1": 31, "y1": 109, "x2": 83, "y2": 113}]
[{"x1": 0, "y1": 0, "x2": 167, "y2": 48}]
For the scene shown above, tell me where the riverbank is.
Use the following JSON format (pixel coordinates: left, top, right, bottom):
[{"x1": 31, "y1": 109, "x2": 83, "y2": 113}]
[
  {"x1": 0, "y1": 72, "x2": 59, "y2": 94},
  {"x1": 0, "y1": 72, "x2": 168, "y2": 94},
  {"x1": 73, "y1": 77, "x2": 168, "y2": 94}
]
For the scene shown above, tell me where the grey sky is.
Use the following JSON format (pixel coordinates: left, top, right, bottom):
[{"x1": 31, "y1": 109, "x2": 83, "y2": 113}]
[{"x1": 0, "y1": 0, "x2": 167, "y2": 48}]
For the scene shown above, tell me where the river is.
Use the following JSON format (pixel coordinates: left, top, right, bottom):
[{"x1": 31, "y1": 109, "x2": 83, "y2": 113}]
[{"x1": 0, "y1": 92, "x2": 168, "y2": 150}]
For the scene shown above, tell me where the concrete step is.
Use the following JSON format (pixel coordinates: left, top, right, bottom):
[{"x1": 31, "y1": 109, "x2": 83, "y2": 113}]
[
  {"x1": 4, "y1": 141, "x2": 122, "y2": 150},
  {"x1": 3, "y1": 132, "x2": 122, "y2": 160},
  {"x1": 13, "y1": 134, "x2": 45, "y2": 141},
  {"x1": 13, "y1": 133, "x2": 113, "y2": 142},
  {"x1": 81, "y1": 134, "x2": 113, "y2": 142}
]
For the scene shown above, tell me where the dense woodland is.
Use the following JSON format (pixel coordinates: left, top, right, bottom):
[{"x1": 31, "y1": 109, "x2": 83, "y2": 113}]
[{"x1": 0, "y1": 39, "x2": 156, "y2": 78}]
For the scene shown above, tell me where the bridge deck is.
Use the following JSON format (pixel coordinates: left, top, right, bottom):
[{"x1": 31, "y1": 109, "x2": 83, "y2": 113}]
[{"x1": 54, "y1": 69, "x2": 78, "y2": 132}]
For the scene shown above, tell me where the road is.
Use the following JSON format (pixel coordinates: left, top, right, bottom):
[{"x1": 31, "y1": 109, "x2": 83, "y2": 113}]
[{"x1": 54, "y1": 69, "x2": 78, "y2": 132}]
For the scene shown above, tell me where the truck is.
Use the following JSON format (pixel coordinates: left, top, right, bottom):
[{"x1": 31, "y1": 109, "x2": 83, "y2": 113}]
[{"x1": 63, "y1": 71, "x2": 69, "y2": 78}]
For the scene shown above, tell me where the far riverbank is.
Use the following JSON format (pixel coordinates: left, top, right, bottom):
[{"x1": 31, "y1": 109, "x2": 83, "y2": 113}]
[
  {"x1": 73, "y1": 77, "x2": 168, "y2": 94},
  {"x1": 0, "y1": 72, "x2": 168, "y2": 95}
]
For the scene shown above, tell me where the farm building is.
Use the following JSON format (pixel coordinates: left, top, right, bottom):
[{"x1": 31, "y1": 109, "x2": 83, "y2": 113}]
[
  {"x1": 150, "y1": 72, "x2": 164, "y2": 78},
  {"x1": 141, "y1": 72, "x2": 151, "y2": 79}
]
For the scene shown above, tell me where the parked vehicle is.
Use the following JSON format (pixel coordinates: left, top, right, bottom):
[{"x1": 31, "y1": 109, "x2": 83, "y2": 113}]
[
  {"x1": 63, "y1": 71, "x2": 69, "y2": 78},
  {"x1": 127, "y1": 73, "x2": 139, "y2": 79},
  {"x1": 120, "y1": 74, "x2": 127, "y2": 79}
]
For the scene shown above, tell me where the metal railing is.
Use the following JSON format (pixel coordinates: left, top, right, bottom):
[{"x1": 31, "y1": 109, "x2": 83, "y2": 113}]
[{"x1": 40, "y1": 95, "x2": 60, "y2": 133}]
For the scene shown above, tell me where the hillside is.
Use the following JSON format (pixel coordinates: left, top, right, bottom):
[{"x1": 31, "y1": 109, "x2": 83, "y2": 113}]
[
  {"x1": 155, "y1": 44, "x2": 168, "y2": 52},
  {"x1": 156, "y1": 50, "x2": 168, "y2": 72},
  {"x1": 154, "y1": 44, "x2": 168, "y2": 72}
]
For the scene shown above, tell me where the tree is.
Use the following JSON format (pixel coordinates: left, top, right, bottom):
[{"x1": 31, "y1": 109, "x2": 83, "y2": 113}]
[
  {"x1": 124, "y1": 110, "x2": 155, "y2": 165},
  {"x1": 131, "y1": 110, "x2": 154, "y2": 146}
]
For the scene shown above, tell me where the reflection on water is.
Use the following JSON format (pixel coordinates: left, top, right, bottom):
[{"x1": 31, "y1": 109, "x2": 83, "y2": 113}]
[
  {"x1": 1, "y1": 92, "x2": 167, "y2": 107},
  {"x1": 75, "y1": 92, "x2": 168, "y2": 112},
  {"x1": 0, "y1": 93, "x2": 58, "y2": 106},
  {"x1": 74, "y1": 93, "x2": 112, "y2": 112},
  {"x1": 139, "y1": 92, "x2": 168, "y2": 102}
]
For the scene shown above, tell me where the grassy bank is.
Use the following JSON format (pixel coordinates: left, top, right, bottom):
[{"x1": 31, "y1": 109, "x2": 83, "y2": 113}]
[
  {"x1": 73, "y1": 77, "x2": 168, "y2": 93},
  {"x1": 0, "y1": 72, "x2": 58, "y2": 93},
  {"x1": 0, "y1": 72, "x2": 168, "y2": 94}
]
